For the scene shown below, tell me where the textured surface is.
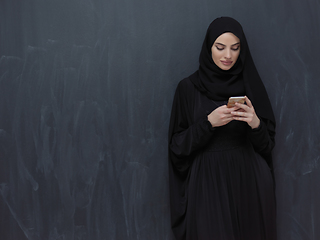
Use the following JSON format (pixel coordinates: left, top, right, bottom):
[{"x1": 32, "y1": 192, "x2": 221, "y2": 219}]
[{"x1": 0, "y1": 0, "x2": 319, "y2": 239}]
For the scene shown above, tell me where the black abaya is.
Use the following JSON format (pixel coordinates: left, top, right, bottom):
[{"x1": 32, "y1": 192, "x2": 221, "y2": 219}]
[
  {"x1": 168, "y1": 78, "x2": 277, "y2": 240},
  {"x1": 168, "y1": 17, "x2": 277, "y2": 240}
]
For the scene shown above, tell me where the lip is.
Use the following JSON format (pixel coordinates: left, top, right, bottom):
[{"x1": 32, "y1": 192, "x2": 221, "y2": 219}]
[{"x1": 221, "y1": 60, "x2": 233, "y2": 66}]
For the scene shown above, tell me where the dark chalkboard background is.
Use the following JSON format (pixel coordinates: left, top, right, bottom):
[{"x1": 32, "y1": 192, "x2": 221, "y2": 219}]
[{"x1": 1, "y1": 0, "x2": 319, "y2": 239}]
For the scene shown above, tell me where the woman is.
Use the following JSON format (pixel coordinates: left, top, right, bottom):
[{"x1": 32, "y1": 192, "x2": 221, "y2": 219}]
[{"x1": 168, "y1": 17, "x2": 277, "y2": 240}]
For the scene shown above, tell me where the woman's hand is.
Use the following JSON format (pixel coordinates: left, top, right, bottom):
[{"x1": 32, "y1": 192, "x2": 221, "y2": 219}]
[
  {"x1": 208, "y1": 105, "x2": 238, "y2": 127},
  {"x1": 231, "y1": 96, "x2": 260, "y2": 129}
]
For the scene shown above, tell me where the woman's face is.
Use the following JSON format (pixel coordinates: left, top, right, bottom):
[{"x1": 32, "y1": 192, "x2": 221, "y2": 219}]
[{"x1": 211, "y1": 32, "x2": 240, "y2": 70}]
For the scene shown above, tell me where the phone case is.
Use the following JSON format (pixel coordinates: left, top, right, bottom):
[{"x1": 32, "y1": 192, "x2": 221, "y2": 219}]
[{"x1": 227, "y1": 97, "x2": 245, "y2": 108}]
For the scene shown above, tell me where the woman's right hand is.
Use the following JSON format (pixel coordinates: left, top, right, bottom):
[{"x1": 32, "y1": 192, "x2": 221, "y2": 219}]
[{"x1": 207, "y1": 105, "x2": 238, "y2": 127}]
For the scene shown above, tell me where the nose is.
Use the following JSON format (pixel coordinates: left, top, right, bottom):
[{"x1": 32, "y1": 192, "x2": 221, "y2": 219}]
[{"x1": 225, "y1": 49, "x2": 231, "y2": 59}]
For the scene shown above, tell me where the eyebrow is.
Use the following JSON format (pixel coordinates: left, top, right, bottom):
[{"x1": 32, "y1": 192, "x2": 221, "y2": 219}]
[{"x1": 215, "y1": 42, "x2": 240, "y2": 47}]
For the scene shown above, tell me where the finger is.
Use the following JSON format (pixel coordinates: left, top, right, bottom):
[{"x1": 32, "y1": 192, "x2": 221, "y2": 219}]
[
  {"x1": 231, "y1": 111, "x2": 247, "y2": 117},
  {"x1": 232, "y1": 116, "x2": 249, "y2": 122},
  {"x1": 223, "y1": 113, "x2": 235, "y2": 119},
  {"x1": 235, "y1": 102, "x2": 250, "y2": 112},
  {"x1": 233, "y1": 106, "x2": 241, "y2": 111},
  {"x1": 232, "y1": 111, "x2": 251, "y2": 119},
  {"x1": 244, "y1": 96, "x2": 253, "y2": 108},
  {"x1": 224, "y1": 107, "x2": 237, "y2": 113}
]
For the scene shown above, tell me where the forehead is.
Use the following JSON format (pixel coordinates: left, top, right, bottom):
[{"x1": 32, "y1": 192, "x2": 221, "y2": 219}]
[{"x1": 214, "y1": 32, "x2": 240, "y2": 44}]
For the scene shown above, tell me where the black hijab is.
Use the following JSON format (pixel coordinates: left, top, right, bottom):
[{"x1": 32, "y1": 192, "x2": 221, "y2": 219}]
[
  {"x1": 168, "y1": 17, "x2": 276, "y2": 239},
  {"x1": 190, "y1": 16, "x2": 275, "y2": 124}
]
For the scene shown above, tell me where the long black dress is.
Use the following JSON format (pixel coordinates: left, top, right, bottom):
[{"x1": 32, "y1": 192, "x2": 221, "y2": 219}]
[{"x1": 168, "y1": 78, "x2": 277, "y2": 240}]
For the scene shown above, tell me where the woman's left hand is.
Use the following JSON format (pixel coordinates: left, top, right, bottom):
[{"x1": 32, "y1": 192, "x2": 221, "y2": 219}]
[{"x1": 231, "y1": 96, "x2": 260, "y2": 129}]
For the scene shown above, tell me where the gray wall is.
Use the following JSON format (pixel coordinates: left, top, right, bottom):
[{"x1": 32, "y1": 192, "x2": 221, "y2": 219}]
[{"x1": 0, "y1": 0, "x2": 319, "y2": 239}]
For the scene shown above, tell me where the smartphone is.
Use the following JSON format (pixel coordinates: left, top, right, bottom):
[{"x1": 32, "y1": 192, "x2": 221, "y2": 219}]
[{"x1": 227, "y1": 96, "x2": 245, "y2": 108}]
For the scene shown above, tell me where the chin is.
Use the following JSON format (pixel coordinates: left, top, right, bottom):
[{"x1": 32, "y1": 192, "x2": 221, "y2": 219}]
[{"x1": 219, "y1": 64, "x2": 233, "y2": 71}]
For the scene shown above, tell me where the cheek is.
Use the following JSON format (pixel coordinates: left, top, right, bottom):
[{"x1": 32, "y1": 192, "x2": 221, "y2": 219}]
[
  {"x1": 211, "y1": 50, "x2": 221, "y2": 61},
  {"x1": 234, "y1": 52, "x2": 240, "y2": 61}
]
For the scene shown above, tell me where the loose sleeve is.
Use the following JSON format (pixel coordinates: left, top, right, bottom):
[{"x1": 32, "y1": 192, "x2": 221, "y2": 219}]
[
  {"x1": 168, "y1": 79, "x2": 215, "y2": 172},
  {"x1": 170, "y1": 117, "x2": 214, "y2": 156},
  {"x1": 168, "y1": 79, "x2": 215, "y2": 239},
  {"x1": 247, "y1": 117, "x2": 276, "y2": 159}
]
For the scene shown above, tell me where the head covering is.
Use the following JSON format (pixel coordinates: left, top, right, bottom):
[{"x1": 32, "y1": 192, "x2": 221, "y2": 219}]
[
  {"x1": 168, "y1": 17, "x2": 276, "y2": 240},
  {"x1": 190, "y1": 16, "x2": 275, "y2": 124}
]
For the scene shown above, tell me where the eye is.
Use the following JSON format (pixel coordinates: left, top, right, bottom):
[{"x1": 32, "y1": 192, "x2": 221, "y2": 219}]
[
  {"x1": 231, "y1": 46, "x2": 240, "y2": 51},
  {"x1": 216, "y1": 46, "x2": 224, "y2": 51}
]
